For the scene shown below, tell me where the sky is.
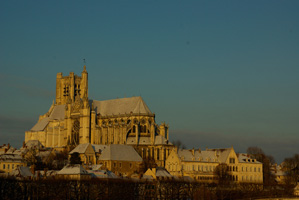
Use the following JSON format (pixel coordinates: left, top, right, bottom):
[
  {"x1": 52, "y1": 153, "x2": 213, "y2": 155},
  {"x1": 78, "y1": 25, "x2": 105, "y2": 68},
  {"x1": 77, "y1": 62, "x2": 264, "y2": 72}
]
[{"x1": 0, "y1": 0, "x2": 298, "y2": 163}]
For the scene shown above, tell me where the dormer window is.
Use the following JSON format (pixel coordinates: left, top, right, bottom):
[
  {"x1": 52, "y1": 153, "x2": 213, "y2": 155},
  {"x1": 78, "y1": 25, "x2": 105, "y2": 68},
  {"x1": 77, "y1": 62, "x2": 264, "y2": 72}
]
[{"x1": 229, "y1": 158, "x2": 235, "y2": 164}]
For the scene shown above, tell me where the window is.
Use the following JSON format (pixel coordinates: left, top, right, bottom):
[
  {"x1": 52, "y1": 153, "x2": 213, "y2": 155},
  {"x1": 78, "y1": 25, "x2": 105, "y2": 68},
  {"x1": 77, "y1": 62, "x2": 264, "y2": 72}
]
[
  {"x1": 12, "y1": 164, "x2": 14, "y2": 169},
  {"x1": 130, "y1": 163, "x2": 133, "y2": 169},
  {"x1": 7, "y1": 164, "x2": 9, "y2": 170},
  {"x1": 119, "y1": 162, "x2": 122, "y2": 168},
  {"x1": 113, "y1": 162, "x2": 116, "y2": 167},
  {"x1": 229, "y1": 158, "x2": 235, "y2": 164},
  {"x1": 3, "y1": 164, "x2": 5, "y2": 169}
]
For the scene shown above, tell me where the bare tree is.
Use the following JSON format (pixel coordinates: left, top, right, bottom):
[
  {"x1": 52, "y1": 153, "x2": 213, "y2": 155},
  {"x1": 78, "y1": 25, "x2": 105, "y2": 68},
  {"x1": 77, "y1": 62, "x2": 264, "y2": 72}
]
[
  {"x1": 172, "y1": 139, "x2": 186, "y2": 150},
  {"x1": 247, "y1": 146, "x2": 276, "y2": 186}
]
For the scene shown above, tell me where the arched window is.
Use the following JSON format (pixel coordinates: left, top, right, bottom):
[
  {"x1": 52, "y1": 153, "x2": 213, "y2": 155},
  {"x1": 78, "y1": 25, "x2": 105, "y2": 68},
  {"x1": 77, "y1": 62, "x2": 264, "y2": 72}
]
[{"x1": 133, "y1": 126, "x2": 136, "y2": 133}]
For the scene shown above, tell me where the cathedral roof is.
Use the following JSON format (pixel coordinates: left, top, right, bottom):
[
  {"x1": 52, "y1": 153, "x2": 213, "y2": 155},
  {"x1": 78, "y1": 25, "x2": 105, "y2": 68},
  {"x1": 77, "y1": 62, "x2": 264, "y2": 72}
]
[
  {"x1": 93, "y1": 96, "x2": 152, "y2": 116},
  {"x1": 30, "y1": 105, "x2": 65, "y2": 131}
]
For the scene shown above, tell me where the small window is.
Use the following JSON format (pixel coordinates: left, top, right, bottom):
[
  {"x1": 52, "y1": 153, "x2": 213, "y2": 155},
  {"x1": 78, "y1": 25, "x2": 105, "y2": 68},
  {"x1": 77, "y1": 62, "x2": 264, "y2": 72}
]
[
  {"x1": 3, "y1": 164, "x2": 5, "y2": 169},
  {"x1": 119, "y1": 162, "x2": 122, "y2": 168},
  {"x1": 130, "y1": 163, "x2": 133, "y2": 168},
  {"x1": 12, "y1": 164, "x2": 14, "y2": 169},
  {"x1": 113, "y1": 162, "x2": 116, "y2": 167},
  {"x1": 229, "y1": 158, "x2": 235, "y2": 164},
  {"x1": 7, "y1": 164, "x2": 9, "y2": 170}
]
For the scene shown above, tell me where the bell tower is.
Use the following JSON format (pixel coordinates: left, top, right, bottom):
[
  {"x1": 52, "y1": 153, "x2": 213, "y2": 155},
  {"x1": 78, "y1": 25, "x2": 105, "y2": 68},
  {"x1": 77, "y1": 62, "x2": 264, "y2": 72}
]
[{"x1": 55, "y1": 66, "x2": 88, "y2": 105}]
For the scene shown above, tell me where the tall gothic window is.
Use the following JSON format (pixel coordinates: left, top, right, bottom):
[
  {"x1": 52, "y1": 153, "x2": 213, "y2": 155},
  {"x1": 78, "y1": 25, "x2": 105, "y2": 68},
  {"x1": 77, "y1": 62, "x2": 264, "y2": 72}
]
[{"x1": 71, "y1": 119, "x2": 80, "y2": 145}]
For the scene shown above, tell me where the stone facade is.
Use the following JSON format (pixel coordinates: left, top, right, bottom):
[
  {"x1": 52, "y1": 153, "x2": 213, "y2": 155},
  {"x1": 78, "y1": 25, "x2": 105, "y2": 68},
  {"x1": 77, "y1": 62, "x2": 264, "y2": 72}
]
[
  {"x1": 165, "y1": 147, "x2": 263, "y2": 183},
  {"x1": 25, "y1": 66, "x2": 173, "y2": 167}
]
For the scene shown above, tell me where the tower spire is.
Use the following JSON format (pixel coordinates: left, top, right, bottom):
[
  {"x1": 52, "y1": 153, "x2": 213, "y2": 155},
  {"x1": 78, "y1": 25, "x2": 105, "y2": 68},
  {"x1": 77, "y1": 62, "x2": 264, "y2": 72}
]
[{"x1": 83, "y1": 59, "x2": 87, "y2": 73}]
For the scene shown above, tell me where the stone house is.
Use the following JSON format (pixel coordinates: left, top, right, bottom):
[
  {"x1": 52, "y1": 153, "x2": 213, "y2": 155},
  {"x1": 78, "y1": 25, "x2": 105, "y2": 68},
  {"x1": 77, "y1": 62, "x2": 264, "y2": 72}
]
[
  {"x1": 57, "y1": 164, "x2": 91, "y2": 180},
  {"x1": 69, "y1": 143, "x2": 96, "y2": 165},
  {"x1": 98, "y1": 144, "x2": 143, "y2": 177},
  {"x1": 165, "y1": 147, "x2": 263, "y2": 183}
]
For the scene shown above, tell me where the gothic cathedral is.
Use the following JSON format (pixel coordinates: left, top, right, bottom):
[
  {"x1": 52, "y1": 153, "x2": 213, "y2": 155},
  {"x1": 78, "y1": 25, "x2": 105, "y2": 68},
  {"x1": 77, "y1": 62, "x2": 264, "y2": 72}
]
[{"x1": 25, "y1": 66, "x2": 173, "y2": 166}]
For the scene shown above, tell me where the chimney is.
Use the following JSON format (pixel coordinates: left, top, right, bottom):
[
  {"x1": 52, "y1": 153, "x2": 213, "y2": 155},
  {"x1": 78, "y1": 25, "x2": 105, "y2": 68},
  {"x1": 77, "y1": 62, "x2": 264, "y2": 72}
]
[
  {"x1": 191, "y1": 148, "x2": 195, "y2": 156},
  {"x1": 198, "y1": 148, "x2": 201, "y2": 153},
  {"x1": 8, "y1": 143, "x2": 10, "y2": 149}
]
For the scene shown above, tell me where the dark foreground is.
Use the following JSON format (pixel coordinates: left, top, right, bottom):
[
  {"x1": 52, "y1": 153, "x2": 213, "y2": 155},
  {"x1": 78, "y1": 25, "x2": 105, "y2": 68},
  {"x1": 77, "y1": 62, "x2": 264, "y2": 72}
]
[{"x1": 0, "y1": 177, "x2": 295, "y2": 200}]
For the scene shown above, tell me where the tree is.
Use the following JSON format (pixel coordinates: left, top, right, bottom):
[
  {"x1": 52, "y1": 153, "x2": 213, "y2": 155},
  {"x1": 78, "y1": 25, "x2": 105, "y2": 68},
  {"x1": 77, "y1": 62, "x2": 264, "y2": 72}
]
[
  {"x1": 282, "y1": 154, "x2": 299, "y2": 185},
  {"x1": 172, "y1": 140, "x2": 186, "y2": 150},
  {"x1": 69, "y1": 152, "x2": 82, "y2": 165},
  {"x1": 214, "y1": 163, "x2": 231, "y2": 185},
  {"x1": 247, "y1": 146, "x2": 276, "y2": 186}
]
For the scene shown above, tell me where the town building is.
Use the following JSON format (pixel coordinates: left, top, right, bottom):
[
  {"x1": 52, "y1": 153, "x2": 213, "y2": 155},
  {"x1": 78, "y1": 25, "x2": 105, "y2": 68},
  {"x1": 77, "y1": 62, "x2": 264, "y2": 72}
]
[
  {"x1": 0, "y1": 154, "x2": 26, "y2": 173},
  {"x1": 165, "y1": 147, "x2": 263, "y2": 183},
  {"x1": 98, "y1": 144, "x2": 143, "y2": 177},
  {"x1": 57, "y1": 164, "x2": 91, "y2": 180},
  {"x1": 69, "y1": 143, "x2": 96, "y2": 165},
  {"x1": 25, "y1": 66, "x2": 173, "y2": 167}
]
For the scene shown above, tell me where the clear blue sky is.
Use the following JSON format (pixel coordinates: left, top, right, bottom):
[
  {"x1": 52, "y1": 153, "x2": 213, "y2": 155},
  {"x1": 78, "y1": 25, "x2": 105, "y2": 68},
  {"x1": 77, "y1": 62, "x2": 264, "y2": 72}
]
[{"x1": 1, "y1": 0, "x2": 298, "y2": 163}]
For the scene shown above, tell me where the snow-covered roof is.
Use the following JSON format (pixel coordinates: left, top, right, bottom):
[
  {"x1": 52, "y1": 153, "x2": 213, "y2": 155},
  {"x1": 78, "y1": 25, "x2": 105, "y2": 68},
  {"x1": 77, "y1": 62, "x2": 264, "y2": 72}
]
[
  {"x1": 57, "y1": 164, "x2": 89, "y2": 175},
  {"x1": 99, "y1": 144, "x2": 142, "y2": 162},
  {"x1": 92, "y1": 144, "x2": 107, "y2": 153},
  {"x1": 0, "y1": 154, "x2": 23, "y2": 163},
  {"x1": 31, "y1": 105, "x2": 65, "y2": 131},
  {"x1": 177, "y1": 148, "x2": 233, "y2": 163},
  {"x1": 155, "y1": 135, "x2": 172, "y2": 145},
  {"x1": 91, "y1": 164, "x2": 103, "y2": 170},
  {"x1": 126, "y1": 137, "x2": 151, "y2": 145},
  {"x1": 70, "y1": 143, "x2": 91, "y2": 154},
  {"x1": 155, "y1": 168, "x2": 172, "y2": 178},
  {"x1": 87, "y1": 170, "x2": 118, "y2": 179},
  {"x1": 237, "y1": 153, "x2": 262, "y2": 164},
  {"x1": 93, "y1": 96, "x2": 152, "y2": 116},
  {"x1": 126, "y1": 136, "x2": 172, "y2": 146},
  {"x1": 24, "y1": 140, "x2": 44, "y2": 149},
  {"x1": 10, "y1": 166, "x2": 33, "y2": 177}
]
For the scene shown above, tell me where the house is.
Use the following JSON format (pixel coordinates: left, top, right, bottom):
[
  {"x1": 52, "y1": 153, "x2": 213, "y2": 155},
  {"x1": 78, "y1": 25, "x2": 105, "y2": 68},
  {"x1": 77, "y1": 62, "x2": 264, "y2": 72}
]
[
  {"x1": 0, "y1": 154, "x2": 26, "y2": 173},
  {"x1": 143, "y1": 167, "x2": 173, "y2": 180},
  {"x1": 57, "y1": 164, "x2": 91, "y2": 180},
  {"x1": 98, "y1": 144, "x2": 143, "y2": 177},
  {"x1": 9, "y1": 166, "x2": 34, "y2": 180},
  {"x1": 165, "y1": 147, "x2": 263, "y2": 183},
  {"x1": 70, "y1": 143, "x2": 96, "y2": 165}
]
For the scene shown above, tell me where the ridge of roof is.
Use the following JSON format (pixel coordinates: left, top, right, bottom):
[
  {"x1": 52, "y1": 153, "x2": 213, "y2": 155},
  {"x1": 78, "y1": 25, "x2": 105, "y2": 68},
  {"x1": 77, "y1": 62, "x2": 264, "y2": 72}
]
[
  {"x1": 93, "y1": 96, "x2": 152, "y2": 116},
  {"x1": 70, "y1": 143, "x2": 91, "y2": 154}
]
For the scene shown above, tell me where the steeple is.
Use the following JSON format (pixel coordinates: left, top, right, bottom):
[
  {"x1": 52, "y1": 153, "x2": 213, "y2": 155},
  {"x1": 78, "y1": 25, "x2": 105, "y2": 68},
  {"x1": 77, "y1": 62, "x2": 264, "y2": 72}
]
[{"x1": 82, "y1": 65, "x2": 87, "y2": 73}]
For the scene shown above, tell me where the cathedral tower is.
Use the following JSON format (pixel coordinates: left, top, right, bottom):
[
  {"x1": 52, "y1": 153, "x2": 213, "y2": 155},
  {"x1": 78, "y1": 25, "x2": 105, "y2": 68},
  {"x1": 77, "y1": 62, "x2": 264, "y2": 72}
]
[{"x1": 55, "y1": 66, "x2": 88, "y2": 105}]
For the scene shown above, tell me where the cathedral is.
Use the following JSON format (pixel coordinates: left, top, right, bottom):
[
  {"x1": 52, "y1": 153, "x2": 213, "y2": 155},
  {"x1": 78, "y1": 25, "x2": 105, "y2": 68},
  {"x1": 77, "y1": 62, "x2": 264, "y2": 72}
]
[{"x1": 25, "y1": 66, "x2": 173, "y2": 166}]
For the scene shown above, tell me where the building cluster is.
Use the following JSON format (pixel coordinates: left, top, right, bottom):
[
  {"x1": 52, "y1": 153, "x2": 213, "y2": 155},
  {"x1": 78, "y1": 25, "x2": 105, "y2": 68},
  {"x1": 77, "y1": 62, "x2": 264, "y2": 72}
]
[{"x1": 2, "y1": 66, "x2": 295, "y2": 190}]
